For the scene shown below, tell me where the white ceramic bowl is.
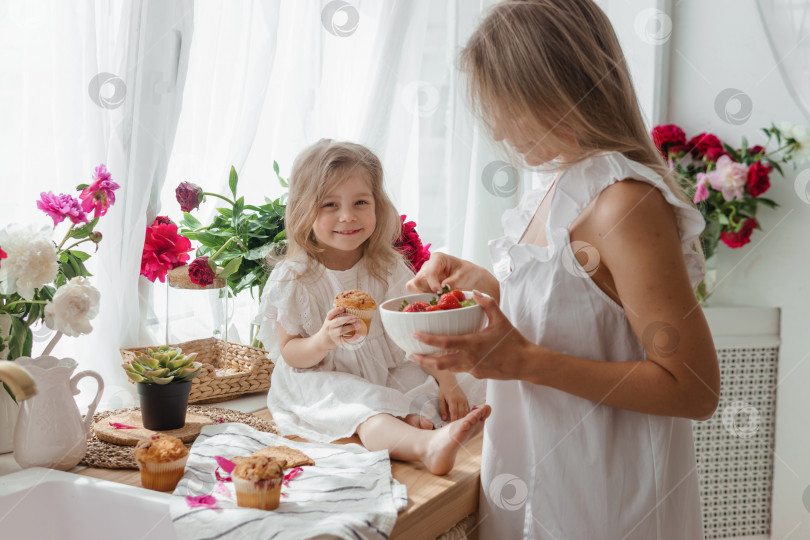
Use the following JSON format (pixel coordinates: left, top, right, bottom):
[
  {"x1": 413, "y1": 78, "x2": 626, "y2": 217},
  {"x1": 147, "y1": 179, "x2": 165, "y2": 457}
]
[{"x1": 380, "y1": 291, "x2": 485, "y2": 356}]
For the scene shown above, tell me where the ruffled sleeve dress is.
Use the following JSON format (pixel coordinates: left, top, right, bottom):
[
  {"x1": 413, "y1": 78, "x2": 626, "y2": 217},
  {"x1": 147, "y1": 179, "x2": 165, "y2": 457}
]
[
  {"x1": 479, "y1": 152, "x2": 707, "y2": 539},
  {"x1": 256, "y1": 257, "x2": 487, "y2": 443}
]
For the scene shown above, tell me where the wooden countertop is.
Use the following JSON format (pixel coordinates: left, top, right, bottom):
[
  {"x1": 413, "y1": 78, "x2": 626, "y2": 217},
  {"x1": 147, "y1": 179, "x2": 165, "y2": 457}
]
[{"x1": 76, "y1": 407, "x2": 482, "y2": 540}]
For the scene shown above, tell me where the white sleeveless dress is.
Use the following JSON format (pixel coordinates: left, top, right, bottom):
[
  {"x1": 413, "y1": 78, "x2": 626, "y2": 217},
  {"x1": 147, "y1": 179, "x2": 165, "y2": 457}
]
[
  {"x1": 479, "y1": 152, "x2": 706, "y2": 539},
  {"x1": 255, "y1": 257, "x2": 487, "y2": 443}
]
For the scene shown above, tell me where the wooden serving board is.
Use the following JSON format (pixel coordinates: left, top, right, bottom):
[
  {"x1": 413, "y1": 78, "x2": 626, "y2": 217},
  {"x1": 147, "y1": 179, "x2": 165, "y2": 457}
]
[{"x1": 93, "y1": 411, "x2": 215, "y2": 445}]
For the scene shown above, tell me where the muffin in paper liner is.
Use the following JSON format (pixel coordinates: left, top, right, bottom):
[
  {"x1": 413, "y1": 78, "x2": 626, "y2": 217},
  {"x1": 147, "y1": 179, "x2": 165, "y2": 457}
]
[
  {"x1": 344, "y1": 306, "x2": 374, "y2": 334},
  {"x1": 232, "y1": 475, "x2": 283, "y2": 510},
  {"x1": 137, "y1": 455, "x2": 189, "y2": 492}
]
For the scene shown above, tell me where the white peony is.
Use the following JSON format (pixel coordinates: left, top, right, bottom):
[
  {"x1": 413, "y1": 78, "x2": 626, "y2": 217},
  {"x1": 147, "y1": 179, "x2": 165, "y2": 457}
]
[
  {"x1": 0, "y1": 224, "x2": 59, "y2": 300},
  {"x1": 780, "y1": 121, "x2": 810, "y2": 162},
  {"x1": 44, "y1": 277, "x2": 100, "y2": 337}
]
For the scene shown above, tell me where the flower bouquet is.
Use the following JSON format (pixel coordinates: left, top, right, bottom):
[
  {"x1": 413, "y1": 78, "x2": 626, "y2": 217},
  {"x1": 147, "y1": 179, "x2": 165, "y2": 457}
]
[
  {"x1": 652, "y1": 123, "x2": 809, "y2": 301},
  {"x1": 0, "y1": 165, "x2": 119, "y2": 398}
]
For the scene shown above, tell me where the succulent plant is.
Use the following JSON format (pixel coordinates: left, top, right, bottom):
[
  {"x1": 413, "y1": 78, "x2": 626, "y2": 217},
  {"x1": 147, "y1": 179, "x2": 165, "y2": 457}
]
[{"x1": 123, "y1": 345, "x2": 202, "y2": 385}]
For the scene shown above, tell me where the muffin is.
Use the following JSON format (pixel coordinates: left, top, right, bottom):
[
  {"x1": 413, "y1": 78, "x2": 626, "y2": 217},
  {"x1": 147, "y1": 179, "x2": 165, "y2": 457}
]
[
  {"x1": 232, "y1": 455, "x2": 285, "y2": 510},
  {"x1": 134, "y1": 434, "x2": 189, "y2": 492},
  {"x1": 333, "y1": 290, "x2": 377, "y2": 335}
]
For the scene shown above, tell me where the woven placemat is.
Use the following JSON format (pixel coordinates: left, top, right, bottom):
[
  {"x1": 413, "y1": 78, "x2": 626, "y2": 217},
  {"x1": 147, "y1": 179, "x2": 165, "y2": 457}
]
[
  {"x1": 94, "y1": 411, "x2": 215, "y2": 446},
  {"x1": 80, "y1": 406, "x2": 280, "y2": 470}
]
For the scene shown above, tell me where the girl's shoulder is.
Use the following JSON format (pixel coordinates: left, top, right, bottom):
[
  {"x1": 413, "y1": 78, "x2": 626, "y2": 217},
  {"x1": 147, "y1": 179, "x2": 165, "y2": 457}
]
[{"x1": 266, "y1": 258, "x2": 318, "y2": 288}]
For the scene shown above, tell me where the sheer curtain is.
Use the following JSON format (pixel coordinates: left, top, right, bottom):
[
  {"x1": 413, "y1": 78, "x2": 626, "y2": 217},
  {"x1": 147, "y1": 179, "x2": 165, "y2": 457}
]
[
  {"x1": 757, "y1": 0, "x2": 810, "y2": 122},
  {"x1": 0, "y1": 0, "x2": 193, "y2": 409}
]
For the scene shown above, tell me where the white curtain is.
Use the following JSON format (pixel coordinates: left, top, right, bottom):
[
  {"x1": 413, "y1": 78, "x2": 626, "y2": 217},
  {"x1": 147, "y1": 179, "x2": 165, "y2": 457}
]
[
  {"x1": 0, "y1": 0, "x2": 193, "y2": 410},
  {"x1": 757, "y1": 0, "x2": 810, "y2": 122}
]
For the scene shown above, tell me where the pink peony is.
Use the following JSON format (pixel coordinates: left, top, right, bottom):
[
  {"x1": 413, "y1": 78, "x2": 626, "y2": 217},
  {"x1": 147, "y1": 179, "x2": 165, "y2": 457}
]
[
  {"x1": 140, "y1": 223, "x2": 192, "y2": 283},
  {"x1": 80, "y1": 164, "x2": 121, "y2": 218},
  {"x1": 706, "y1": 155, "x2": 747, "y2": 201},
  {"x1": 693, "y1": 173, "x2": 711, "y2": 203},
  {"x1": 395, "y1": 215, "x2": 431, "y2": 273},
  {"x1": 36, "y1": 192, "x2": 89, "y2": 226}
]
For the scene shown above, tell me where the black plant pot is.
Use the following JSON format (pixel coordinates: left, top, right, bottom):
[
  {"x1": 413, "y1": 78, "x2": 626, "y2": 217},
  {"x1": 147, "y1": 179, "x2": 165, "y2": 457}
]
[{"x1": 136, "y1": 381, "x2": 192, "y2": 431}]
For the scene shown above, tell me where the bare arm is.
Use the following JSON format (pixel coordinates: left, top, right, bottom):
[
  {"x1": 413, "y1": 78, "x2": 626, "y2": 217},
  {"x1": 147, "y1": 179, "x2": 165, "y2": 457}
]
[
  {"x1": 407, "y1": 253, "x2": 501, "y2": 302},
  {"x1": 412, "y1": 181, "x2": 720, "y2": 421},
  {"x1": 277, "y1": 307, "x2": 361, "y2": 369}
]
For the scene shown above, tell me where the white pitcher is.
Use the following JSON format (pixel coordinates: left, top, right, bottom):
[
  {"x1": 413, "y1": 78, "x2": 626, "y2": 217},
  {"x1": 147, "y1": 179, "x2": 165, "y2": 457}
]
[{"x1": 13, "y1": 356, "x2": 104, "y2": 470}]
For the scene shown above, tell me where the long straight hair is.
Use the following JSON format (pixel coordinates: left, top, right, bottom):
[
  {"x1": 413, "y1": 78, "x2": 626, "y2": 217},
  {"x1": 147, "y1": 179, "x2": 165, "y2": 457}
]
[
  {"x1": 459, "y1": 0, "x2": 701, "y2": 255},
  {"x1": 282, "y1": 139, "x2": 402, "y2": 285}
]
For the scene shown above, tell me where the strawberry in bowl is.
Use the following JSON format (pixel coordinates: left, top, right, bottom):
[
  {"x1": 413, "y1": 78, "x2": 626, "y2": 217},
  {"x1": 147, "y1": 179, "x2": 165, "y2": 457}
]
[{"x1": 381, "y1": 288, "x2": 485, "y2": 356}]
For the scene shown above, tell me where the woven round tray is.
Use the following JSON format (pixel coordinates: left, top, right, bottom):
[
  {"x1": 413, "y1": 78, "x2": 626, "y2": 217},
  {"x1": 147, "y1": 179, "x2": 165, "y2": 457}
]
[{"x1": 80, "y1": 406, "x2": 280, "y2": 470}]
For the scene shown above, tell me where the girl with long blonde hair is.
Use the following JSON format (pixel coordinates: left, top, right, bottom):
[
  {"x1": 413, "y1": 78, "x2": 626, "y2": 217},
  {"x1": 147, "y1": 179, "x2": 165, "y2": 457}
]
[
  {"x1": 256, "y1": 139, "x2": 488, "y2": 475},
  {"x1": 408, "y1": 0, "x2": 718, "y2": 536}
]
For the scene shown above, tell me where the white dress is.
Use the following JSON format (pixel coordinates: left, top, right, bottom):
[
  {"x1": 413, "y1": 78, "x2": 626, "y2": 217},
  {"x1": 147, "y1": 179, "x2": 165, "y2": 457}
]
[
  {"x1": 256, "y1": 256, "x2": 487, "y2": 443},
  {"x1": 479, "y1": 152, "x2": 706, "y2": 539}
]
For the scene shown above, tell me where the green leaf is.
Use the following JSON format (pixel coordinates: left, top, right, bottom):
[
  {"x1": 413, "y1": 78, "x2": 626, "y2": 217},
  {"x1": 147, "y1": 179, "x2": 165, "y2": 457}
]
[
  {"x1": 76, "y1": 183, "x2": 89, "y2": 190},
  {"x1": 273, "y1": 160, "x2": 280, "y2": 176},
  {"x1": 218, "y1": 256, "x2": 242, "y2": 279},
  {"x1": 181, "y1": 212, "x2": 202, "y2": 229},
  {"x1": 69, "y1": 218, "x2": 99, "y2": 240},
  {"x1": 68, "y1": 250, "x2": 90, "y2": 262},
  {"x1": 273, "y1": 230, "x2": 286, "y2": 242},
  {"x1": 216, "y1": 207, "x2": 233, "y2": 218},
  {"x1": 229, "y1": 166, "x2": 238, "y2": 199},
  {"x1": 245, "y1": 243, "x2": 274, "y2": 261},
  {"x1": 8, "y1": 316, "x2": 30, "y2": 360}
]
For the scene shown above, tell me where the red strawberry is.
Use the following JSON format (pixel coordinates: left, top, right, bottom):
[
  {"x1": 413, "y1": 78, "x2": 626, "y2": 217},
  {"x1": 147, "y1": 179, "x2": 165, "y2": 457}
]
[
  {"x1": 403, "y1": 301, "x2": 430, "y2": 313},
  {"x1": 437, "y1": 293, "x2": 462, "y2": 310},
  {"x1": 449, "y1": 290, "x2": 466, "y2": 302},
  {"x1": 426, "y1": 305, "x2": 441, "y2": 312}
]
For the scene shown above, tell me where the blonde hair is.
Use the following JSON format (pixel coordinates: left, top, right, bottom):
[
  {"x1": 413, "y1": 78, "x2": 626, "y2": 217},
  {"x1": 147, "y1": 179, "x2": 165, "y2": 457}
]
[
  {"x1": 460, "y1": 0, "x2": 701, "y2": 255},
  {"x1": 282, "y1": 139, "x2": 402, "y2": 285}
]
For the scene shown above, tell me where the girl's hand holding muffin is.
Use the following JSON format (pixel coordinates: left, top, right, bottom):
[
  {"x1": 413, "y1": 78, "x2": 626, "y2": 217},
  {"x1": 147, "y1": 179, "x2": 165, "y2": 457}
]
[{"x1": 317, "y1": 306, "x2": 363, "y2": 349}]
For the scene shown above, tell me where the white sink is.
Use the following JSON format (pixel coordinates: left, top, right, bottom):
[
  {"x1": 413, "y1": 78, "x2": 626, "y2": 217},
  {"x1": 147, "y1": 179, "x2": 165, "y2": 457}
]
[{"x1": 0, "y1": 468, "x2": 178, "y2": 539}]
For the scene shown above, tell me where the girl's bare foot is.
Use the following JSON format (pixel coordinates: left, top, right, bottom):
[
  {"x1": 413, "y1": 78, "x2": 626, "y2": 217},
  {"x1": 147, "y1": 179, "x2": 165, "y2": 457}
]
[
  {"x1": 422, "y1": 405, "x2": 491, "y2": 475},
  {"x1": 402, "y1": 413, "x2": 434, "y2": 430}
]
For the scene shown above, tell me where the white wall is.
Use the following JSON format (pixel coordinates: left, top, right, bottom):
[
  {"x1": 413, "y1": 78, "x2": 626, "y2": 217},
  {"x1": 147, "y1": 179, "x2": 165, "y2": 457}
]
[{"x1": 669, "y1": 1, "x2": 810, "y2": 537}]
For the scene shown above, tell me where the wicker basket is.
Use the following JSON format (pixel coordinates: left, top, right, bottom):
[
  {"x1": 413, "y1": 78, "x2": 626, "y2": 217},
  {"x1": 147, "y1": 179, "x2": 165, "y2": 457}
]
[{"x1": 121, "y1": 337, "x2": 274, "y2": 404}]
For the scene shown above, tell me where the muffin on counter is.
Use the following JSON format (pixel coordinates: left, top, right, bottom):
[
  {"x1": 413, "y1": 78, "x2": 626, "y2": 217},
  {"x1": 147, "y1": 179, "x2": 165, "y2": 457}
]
[
  {"x1": 232, "y1": 455, "x2": 285, "y2": 510},
  {"x1": 134, "y1": 434, "x2": 189, "y2": 492}
]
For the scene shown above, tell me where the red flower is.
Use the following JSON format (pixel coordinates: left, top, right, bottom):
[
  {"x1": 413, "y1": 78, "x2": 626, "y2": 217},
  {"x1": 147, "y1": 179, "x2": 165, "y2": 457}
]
[
  {"x1": 188, "y1": 256, "x2": 216, "y2": 286},
  {"x1": 746, "y1": 161, "x2": 771, "y2": 197},
  {"x1": 703, "y1": 147, "x2": 729, "y2": 163},
  {"x1": 0, "y1": 245, "x2": 6, "y2": 269},
  {"x1": 747, "y1": 145, "x2": 765, "y2": 157},
  {"x1": 176, "y1": 182, "x2": 204, "y2": 213},
  {"x1": 395, "y1": 215, "x2": 431, "y2": 273},
  {"x1": 80, "y1": 164, "x2": 120, "y2": 218},
  {"x1": 687, "y1": 133, "x2": 724, "y2": 158},
  {"x1": 140, "y1": 223, "x2": 192, "y2": 283},
  {"x1": 720, "y1": 218, "x2": 758, "y2": 248},
  {"x1": 152, "y1": 216, "x2": 174, "y2": 226},
  {"x1": 651, "y1": 125, "x2": 687, "y2": 157}
]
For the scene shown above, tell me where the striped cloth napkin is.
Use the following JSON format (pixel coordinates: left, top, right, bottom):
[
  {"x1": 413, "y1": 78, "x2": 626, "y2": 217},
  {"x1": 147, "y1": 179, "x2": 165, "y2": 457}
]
[{"x1": 170, "y1": 422, "x2": 408, "y2": 540}]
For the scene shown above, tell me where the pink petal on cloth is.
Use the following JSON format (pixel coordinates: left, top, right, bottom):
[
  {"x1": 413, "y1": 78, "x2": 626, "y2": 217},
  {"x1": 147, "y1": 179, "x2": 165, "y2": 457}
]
[
  {"x1": 215, "y1": 455, "x2": 236, "y2": 473},
  {"x1": 186, "y1": 495, "x2": 218, "y2": 509},
  {"x1": 109, "y1": 422, "x2": 138, "y2": 429},
  {"x1": 283, "y1": 467, "x2": 303, "y2": 486},
  {"x1": 214, "y1": 481, "x2": 233, "y2": 498}
]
